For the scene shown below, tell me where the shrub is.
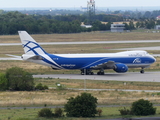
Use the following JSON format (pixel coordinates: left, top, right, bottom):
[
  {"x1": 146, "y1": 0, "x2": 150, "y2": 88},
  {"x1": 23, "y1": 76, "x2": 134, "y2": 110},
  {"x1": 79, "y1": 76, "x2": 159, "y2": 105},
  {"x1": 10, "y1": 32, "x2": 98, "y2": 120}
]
[
  {"x1": 35, "y1": 83, "x2": 48, "y2": 90},
  {"x1": 6, "y1": 67, "x2": 34, "y2": 91},
  {"x1": 0, "y1": 73, "x2": 8, "y2": 91},
  {"x1": 131, "y1": 99, "x2": 156, "y2": 116},
  {"x1": 43, "y1": 85, "x2": 49, "y2": 90},
  {"x1": 35, "y1": 83, "x2": 44, "y2": 90},
  {"x1": 38, "y1": 108, "x2": 53, "y2": 118},
  {"x1": 54, "y1": 108, "x2": 63, "y2": 117},
  {"x1": 97, "y1": 108, "x2": 103, "y2": 117},
  {"x1": 119, "y1": 107, "x2": 132, "y2": 115},
  {"x1": 64, "y1": 92, "x2": 98, "y2": 117}
]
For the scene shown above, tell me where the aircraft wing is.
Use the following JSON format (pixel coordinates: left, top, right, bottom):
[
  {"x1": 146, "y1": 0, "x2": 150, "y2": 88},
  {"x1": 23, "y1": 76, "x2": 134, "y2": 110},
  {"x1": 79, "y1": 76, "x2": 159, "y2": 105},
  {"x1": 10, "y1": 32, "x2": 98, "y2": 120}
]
[{"x1": 91, "y1": 61, "x2": 115, "y2": 69}]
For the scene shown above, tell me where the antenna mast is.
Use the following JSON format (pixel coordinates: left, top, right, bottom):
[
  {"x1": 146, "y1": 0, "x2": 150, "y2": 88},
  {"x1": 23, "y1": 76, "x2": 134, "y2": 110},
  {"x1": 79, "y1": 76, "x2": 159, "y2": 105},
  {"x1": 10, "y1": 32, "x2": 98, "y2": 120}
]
[{"x1": 87, "y1": 0, "x2": 95, "y2": 24}]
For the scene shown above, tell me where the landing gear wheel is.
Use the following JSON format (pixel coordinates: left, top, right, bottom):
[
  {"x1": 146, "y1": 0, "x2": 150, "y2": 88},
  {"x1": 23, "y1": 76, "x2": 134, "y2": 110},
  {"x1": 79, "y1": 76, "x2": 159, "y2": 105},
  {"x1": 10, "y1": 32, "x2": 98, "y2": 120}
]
[
  {"x1": 81, "y1": 71, "x2": 84, "y2": 75},
  {"x1": 81, "y1": 69, "x2": 94, "y2": 75},
  {"x1": 140, "y1": 69, "x2": 144, "y2": 74},
  {"x1": 97, "y1": 71, "x2": 104, "y2": 75}
]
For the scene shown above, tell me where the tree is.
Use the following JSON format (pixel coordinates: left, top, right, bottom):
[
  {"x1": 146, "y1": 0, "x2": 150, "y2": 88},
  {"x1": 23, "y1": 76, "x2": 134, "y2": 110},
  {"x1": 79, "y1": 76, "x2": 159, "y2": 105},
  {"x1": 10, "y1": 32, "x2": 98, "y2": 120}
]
[
  {"x1": 0, "y1": 73, "x2": 8, "y2": 90},
  {"x1": 129, "y1": 21, "x2": 135, "y2": 30},
  {"x1": 6, "y1": 67, "x2": 34, "y2": 91},
  {"x1": 123, "y1": 23, "x2": 129, "y2": 30},
  {"x1": 64, "y1": 92, "x2": 98, "y2": 117},
  {"x1": 144, "y1": 11, "x2": 152, "y2": 18},
  {"x1": 131, "y1": 99, "x2": 156, "y2": 116}
]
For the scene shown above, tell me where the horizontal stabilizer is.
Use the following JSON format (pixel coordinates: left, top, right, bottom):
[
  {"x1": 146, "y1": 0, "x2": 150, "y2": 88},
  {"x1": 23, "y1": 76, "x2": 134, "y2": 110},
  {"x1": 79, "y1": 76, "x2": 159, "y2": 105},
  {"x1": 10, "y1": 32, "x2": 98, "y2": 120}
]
[{"x1": 5, "y1": 54, "x2": 22, "y2": 60}]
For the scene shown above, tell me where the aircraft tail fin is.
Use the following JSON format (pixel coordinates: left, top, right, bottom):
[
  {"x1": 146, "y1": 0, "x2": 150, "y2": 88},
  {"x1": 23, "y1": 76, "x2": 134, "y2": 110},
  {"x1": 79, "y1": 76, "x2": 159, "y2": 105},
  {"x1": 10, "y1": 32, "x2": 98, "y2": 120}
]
[{"x1": 18, "y1": 31, "x2": 47, "y2": 55}]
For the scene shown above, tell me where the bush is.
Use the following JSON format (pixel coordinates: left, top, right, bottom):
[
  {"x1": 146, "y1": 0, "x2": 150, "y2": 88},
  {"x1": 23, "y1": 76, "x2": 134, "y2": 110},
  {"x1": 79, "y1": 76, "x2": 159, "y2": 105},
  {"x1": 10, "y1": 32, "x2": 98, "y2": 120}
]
[
  {"x1": 97, "y1": 108, "x2": 103, "y2": 117},
  {"x1": 131, "y1": 99, "x2": 156, "y2": 116},
  {"x1": 43, "y1": 85, "x2": 49, "y2": 90},
  {"x1": 0, "y1": 73, "x2": 8, "y2": 91},
  {"x1": 119, "y1": 107, "x2": 132, "y2": 115},
  {"x1": 64, "y1": 92, "x2": 98, "y2": 117},
  {"x1": 6, "y1": 67, "x2": 34, "y2": 91},
  {"x1": 35, "y1": 83, "x2": 48, "y2": 90},
  {"x1": 38, "y1": 108, "x2": 53, "y2": 118},
  {"x1": 54, "y1": 108, "x2": 63, "y2": 117}
]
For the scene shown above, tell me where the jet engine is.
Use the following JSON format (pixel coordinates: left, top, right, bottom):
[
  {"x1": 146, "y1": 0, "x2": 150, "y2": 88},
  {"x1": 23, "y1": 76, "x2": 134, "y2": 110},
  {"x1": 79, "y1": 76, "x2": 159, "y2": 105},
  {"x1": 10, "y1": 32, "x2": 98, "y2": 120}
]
[{"x1": 114, "y1": 63, "x2": 128, "y2": 73}]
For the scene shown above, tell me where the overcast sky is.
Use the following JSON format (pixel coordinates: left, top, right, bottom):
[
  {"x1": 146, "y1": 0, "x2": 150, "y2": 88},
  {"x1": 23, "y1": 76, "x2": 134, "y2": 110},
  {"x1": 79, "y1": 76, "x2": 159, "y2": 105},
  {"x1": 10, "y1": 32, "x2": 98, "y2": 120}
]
[{"x1": 0, "y1": 0, "x2": 160, "y2": 8}]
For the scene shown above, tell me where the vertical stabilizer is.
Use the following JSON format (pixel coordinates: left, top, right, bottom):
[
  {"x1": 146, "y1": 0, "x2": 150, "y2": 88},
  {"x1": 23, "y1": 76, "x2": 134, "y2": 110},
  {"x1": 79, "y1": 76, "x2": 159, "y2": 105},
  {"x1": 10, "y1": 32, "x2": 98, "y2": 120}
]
[{"x1": 18, "y1": 31, "x2": 47, "y2": 55}]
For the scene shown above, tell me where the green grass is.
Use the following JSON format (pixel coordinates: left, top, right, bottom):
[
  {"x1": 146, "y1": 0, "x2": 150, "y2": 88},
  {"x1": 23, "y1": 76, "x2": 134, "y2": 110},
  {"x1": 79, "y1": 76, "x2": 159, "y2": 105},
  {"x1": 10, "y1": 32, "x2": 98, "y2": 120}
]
[
  {"x1": 1, "y1": 31, "x2": 160, "y2": 119},
  {"x1": 34, "y1": 78, "x2": 160, "y2": 90},
  {"x1": 1, "y1": 30, "x2": 160, "y2": 43},
  {"x1": 0, "y1": 106, "x2": 160, "y2": 120}
]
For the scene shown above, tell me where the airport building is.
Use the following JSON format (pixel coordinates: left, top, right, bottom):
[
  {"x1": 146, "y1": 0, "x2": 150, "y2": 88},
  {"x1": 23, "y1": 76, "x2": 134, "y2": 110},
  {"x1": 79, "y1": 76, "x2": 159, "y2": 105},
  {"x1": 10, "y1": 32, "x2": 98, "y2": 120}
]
[
  {"x1": 155, "y1": 25, "x2": 160, "y2": 30},
  {"x1": 111, "y1": 24, "x2": 125, "y2": 32},
  {"x1": 81, "y1": 25, "x2": 92, "y2": 28}
]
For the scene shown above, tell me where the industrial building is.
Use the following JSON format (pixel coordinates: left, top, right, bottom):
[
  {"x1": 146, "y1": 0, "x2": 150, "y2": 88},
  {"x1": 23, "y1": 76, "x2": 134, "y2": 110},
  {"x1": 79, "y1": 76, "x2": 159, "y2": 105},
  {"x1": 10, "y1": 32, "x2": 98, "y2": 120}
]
[
  {"x1": 111, "y1": 24, "x2": 125, "y2": 32},
  {"x1": 155, "y1": 25, "x2": 160, "y2": 30}
]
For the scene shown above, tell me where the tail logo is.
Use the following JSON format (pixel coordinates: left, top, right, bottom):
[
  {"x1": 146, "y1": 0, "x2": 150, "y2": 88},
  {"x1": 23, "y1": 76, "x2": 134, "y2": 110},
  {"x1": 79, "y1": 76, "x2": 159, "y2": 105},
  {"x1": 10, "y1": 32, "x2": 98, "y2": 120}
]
[{"x1": 22, "y1": 40, "x2": 46, "y2": 55}]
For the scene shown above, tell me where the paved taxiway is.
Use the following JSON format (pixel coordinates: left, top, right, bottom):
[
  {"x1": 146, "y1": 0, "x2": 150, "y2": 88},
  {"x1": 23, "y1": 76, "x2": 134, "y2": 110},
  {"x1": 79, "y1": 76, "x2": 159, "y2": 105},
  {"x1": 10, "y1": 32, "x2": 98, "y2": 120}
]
[
  {"x1": 33, "y1": 72, "x2": 160, "y2": 82},
  {"x1": 114, "y1": 46, "x2": 160, "y2": 51},
  {"x1": 1, "y1": 40, "x2": 160, "y2": 46}
]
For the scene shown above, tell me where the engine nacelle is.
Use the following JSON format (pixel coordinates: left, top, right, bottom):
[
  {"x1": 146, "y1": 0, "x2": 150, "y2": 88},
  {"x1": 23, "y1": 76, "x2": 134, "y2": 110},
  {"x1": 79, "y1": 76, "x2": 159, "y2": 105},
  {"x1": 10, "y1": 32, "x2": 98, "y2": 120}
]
[{"x1": 114, "y1": 63, "x2": 128, "y2": 73}]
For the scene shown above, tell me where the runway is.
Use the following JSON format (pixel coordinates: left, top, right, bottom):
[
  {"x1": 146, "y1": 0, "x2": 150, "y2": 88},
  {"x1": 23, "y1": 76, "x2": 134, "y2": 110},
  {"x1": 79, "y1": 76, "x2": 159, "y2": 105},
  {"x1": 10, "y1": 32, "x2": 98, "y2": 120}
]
[
  {"x1": 114, "y1": 46, "x2": 160, "y2": 51},
  {"x1": 33, "y1": 72, "x2": 160, "y2": 82},
  {"x1": 1, "y1": 40, "x2": 160, "y2": 46}
]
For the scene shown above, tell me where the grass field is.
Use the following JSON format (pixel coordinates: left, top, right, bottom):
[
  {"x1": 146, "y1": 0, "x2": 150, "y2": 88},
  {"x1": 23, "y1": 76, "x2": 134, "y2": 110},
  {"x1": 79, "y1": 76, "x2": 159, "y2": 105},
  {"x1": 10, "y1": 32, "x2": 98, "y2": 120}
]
[
  {"x1": 0, "y1": 31, "x2": 160, "y2": 119},
  {"x1": 0, "y1": 42, "x2": 160, "y2": 57},
  {"x1": 0, "y1": 105, "x2": 160, "y2": 120},
  {"x1": 1, "y1": 78, "x2": 160, "y2": 107},
  {"x1": 1, "y1": 30, "x2": 160, "y2": 43}
]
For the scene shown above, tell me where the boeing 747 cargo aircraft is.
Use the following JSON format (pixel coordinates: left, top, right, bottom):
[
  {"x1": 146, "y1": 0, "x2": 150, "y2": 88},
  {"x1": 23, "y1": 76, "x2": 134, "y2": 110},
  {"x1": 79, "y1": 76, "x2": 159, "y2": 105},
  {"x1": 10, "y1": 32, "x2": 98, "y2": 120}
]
[{"x1": 16, "y1": 31, "x2": 156, "y2": 75}]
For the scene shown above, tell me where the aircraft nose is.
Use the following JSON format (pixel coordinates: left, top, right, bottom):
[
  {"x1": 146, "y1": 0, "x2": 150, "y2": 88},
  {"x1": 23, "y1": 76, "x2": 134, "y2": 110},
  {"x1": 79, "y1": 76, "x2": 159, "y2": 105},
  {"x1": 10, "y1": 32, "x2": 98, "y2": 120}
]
[
  {"x1": 152, "y1": 56, "x2": 156, "y2": 63},
  {"x1": 154, "y1": 57, "x2": 156, "y2": 62}
]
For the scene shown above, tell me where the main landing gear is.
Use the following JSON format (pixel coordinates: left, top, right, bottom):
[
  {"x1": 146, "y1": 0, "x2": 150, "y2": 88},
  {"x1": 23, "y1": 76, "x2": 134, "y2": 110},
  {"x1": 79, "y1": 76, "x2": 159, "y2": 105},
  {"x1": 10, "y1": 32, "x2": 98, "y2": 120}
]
[
  {"x1": 140, "y1": 69, "x2": 144, "y2": 74},
  {"x1": 81, "y1": 69, "x2": 105, "y2": 75},
  {"x1": 97, "y1": 69, "x2": 104, "y2": 75},
  {"x1": 140, "y1": 68, "x2": 144, "y2": 74},
  {"x1": 81, "y1": 69, "x2": 94, "y2": 75}
]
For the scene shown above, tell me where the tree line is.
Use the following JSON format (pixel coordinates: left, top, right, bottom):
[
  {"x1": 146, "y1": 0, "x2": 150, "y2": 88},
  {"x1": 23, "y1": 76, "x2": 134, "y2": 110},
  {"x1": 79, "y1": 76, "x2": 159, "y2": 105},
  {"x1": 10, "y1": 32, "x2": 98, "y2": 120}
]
[
  {"x1": 0, "y1": 11, "x2": 160, "y2": 35},
  {"x1": 0, "y1": 11, "x2": 124, "y2": 35}
]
